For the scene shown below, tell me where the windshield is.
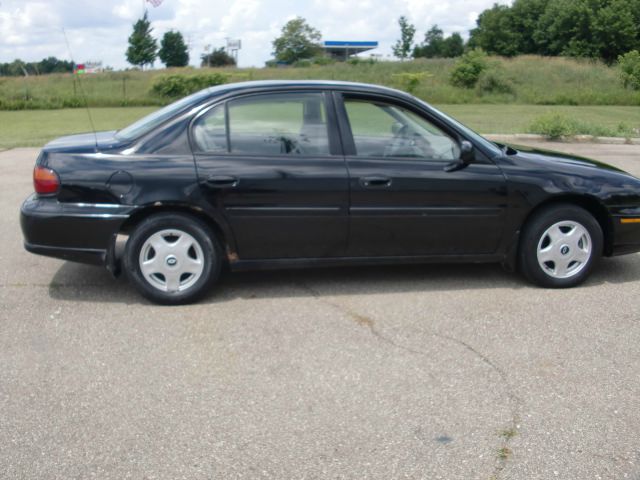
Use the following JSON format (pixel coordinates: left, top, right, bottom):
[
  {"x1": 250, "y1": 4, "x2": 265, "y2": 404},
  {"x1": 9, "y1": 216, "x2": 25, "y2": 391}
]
[{"x1": 115, "y1": 89, "x2": 213, "y2": 141}]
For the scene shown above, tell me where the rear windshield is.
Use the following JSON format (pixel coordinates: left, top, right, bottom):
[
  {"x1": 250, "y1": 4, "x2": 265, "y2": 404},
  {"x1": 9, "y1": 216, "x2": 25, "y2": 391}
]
[{"x1": 115, "y1": 89, "x2": 212, "y2": 141}]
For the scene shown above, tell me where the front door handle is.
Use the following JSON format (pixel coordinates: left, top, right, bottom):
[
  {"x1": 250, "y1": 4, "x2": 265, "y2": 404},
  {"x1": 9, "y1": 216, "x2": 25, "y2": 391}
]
[
  {"x1": 360, "y1": 176, "x2": 392, "y2": 188},
  {"x1": 204, "y1": 175, "x2": 238, "y2": 188}
]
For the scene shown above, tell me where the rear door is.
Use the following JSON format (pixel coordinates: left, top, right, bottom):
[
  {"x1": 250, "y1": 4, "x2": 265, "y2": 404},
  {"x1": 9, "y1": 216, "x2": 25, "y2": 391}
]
[
  {"x1": 335, "y1": 92, "x2": 508, "y2": 257},
  {"x1": 191, "y1": 90, "x2": 349, "y2": 260}
]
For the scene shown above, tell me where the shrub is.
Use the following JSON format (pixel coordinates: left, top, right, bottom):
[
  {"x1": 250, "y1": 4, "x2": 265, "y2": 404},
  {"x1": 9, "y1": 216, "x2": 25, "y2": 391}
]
[
  {"x1": 347, "y1": 56, "x2": 376, "y2": 66},
  {"x1": 391, "y1": 72, "x2": 433, "y2": 94},
  {"x1": 615, "y1": 122, "x2": 635, "y2": 137},
  {"x1": 312, "y1": 56, "x2": 335, "y2": 66},
  {"x1": 475, "y1": 68, "x2": 515, "y2": 95},
  {"x1": 450, "y1": 49, "x2": 488, "y2": 88},
  {"x1": 151, "y1": 73, "x2": 228, "y2": 98},
  {"x1": 293, "y1": 59, "x2": 313, "y2": 68},
  {"x1": 529, "y1": 113, "x2": 577, "y2": 138},
  {"x1": 528, "y1": 113, "x2": 634, "y2": 139},
  {"x1": 618, "y1": 50, "x2": 640, "y2": 90}
]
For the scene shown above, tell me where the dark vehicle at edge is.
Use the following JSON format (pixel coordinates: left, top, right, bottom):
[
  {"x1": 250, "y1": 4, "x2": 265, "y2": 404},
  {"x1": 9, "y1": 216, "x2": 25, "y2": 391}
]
[{"x1": 20, "y1": 80, "x2": 640, "y2": 304}]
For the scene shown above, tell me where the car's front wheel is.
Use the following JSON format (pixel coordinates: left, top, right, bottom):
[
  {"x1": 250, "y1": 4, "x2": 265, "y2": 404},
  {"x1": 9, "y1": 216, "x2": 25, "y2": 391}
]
[
  {"x1": 123, "y1": 213, "x2": 222, "y2": 304},
  {"x1": 519, "y1": 204, "x2": 603, "y2": 288}
]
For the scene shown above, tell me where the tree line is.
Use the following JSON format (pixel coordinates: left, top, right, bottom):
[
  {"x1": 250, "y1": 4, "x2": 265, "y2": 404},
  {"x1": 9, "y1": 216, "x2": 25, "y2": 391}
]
[
  {"x1": 0, "y1": 57, "x2": 73, "y2": 77},
  {"x1": 3, "y1": 0, "x2": 640, "y2": 77},
  {"x1": 468, "y1": 0, "x2": 640, "y2": 63},
  {"x1": 277, "y1": 0, "x2": 640, "y2": 65},
  {"x1": 126, "y1": 12, "x2": 235, "y2": 69},
  {"x1": 392, "y1": 0, "x2": 640, "y2": 64}
]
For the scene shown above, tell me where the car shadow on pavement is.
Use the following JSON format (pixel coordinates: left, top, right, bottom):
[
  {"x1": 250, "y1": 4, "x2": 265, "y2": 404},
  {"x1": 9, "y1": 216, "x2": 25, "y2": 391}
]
[{"x1": 47, "y1": 254, "x2": 640, "y2": 304}]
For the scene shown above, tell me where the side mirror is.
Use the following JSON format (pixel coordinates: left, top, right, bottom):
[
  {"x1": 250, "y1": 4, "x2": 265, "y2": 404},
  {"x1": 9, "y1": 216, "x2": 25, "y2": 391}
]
[
  {"x1": 459, "y1": 140, "x2": 474, "y2": 163},
  {"x1": 444, "y1": 140, "x2": 474, "y2": 173},
  {"x1": 391, "y1": 122, "x2": 404, "y2": 135}
]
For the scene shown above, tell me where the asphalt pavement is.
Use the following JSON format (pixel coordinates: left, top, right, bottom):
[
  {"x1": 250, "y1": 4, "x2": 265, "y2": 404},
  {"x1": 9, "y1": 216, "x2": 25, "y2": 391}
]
[{"x1": 1, "y1": 142, "x2": 639, "y2": 479}]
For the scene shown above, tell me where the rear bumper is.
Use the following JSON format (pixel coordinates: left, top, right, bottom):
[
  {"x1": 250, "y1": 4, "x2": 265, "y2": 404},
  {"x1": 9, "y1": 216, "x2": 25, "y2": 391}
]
[{"x1": 20, "y1": 194, "x2": 133, "y2": 265}]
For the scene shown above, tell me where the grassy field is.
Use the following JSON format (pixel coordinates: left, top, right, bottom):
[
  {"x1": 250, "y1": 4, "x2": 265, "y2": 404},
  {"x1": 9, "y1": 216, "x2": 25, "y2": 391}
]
[
  {"x1": 0, "y1": 107, "x2": 156, "y2": 149},
  {"x1": 1, "y1": 104, "x2": 638, "y2": 149},
  {"x1": 1, "y1": 56, "x2": 640, "y2": 110}
]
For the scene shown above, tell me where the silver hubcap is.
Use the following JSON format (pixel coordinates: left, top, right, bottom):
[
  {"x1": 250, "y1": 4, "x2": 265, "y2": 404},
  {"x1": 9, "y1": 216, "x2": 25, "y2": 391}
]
[
  {"x1": 139, "y1": 229, "x2": 205, "y2": 293},
  {"x1": 537, "y1": 221, "x2": 592, "y2": 279}
]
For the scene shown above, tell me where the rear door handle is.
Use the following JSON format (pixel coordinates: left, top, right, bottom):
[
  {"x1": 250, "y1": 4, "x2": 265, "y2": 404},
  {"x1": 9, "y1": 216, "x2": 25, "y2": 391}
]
[
  {"x1": 204, "y1": 175, "x2": 238, "y2": 188},
  {"x1": 360, "y1": 176, "x2": 392, "y2": 188}
]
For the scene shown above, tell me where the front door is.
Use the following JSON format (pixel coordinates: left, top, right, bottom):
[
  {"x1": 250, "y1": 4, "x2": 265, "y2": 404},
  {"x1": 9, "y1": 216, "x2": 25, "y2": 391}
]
[
  {"x1": 337, "y1": 93, "x2": 508, "y2": 257},
  {"x1": 192, "y1": 91, "x2": 348, "y2": 259}
]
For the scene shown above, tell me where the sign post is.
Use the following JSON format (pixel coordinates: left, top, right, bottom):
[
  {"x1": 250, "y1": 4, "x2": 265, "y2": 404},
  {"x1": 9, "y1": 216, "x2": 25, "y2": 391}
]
[{"x1": 226, "y1": 38, "x2": 242, "y2": 65}]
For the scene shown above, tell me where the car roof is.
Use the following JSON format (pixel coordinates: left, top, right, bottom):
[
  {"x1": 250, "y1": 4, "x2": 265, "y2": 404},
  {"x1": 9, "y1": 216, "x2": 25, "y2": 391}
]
[{"x1": 201, "y1": 79, "x2": 411, "y2": 99}]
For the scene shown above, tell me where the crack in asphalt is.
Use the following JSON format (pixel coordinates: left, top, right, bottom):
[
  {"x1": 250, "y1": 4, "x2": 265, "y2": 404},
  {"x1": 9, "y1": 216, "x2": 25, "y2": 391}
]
[
  {"x1": 435, "y1": 332, "x2": 522, "y2": 478},
  {"x1": 296, "y1": 281, "x2": 435, "y2": 358},
  {"x1": 298, "y1": 280, "x2": 523, "y2": 479}
]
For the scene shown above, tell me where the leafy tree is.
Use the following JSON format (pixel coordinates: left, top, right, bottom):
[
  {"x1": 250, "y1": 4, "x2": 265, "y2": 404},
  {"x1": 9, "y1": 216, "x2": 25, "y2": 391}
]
[
  {"x1": 441, "y1": 33, "x2": 465, "y2": 58},
  {"x1": 509, "y1": 0, "x2": 550, "y2": 54},
  {"x1": 413, "y1": 25, "x2": 444, "y2": 58},
  {"x1": 272, "y1": 17, "x2": 322, "y2": 64},
  {"x1": 414, "y1": 26, "x2": 464, "y2": 58},
  {"x1": 392, "y1": 16, "x2": 416, "y2": 60},
  {"x1": 0, "y1": 57, "x2": 73, "y2": 76},
  {"x1": 38, "y1": 57, "x2": 73, "y2": 74},
  {"x1": 470, "y1": 0, "x2": 640, "y2": 62},
  {"x1": 590, "y1": 0, "x2": 638, "y2": 63},
  {"x1": 8, "y1": 59, "x2": 28, "y2": 76},
  {"x1": 126, "y1": 12, "x2": 157, "y2": 69},
  {"x1": 534, "y1": 0, "x2": 599, "y2": 57},
  {"x1": 201, "y1": 48, "x2": 236, "y2": 67},
  {"x1": 159, "y1": 30, "x2": 189, "y2": 67},
  {"x1": 469, "y1": 4, "x2": 521, "y2": 56},
  {"x1": 469, "y1": 0, "x2": 549, "y2": 54},
  {"x1": 533, "y1": 0, "x2": 639, "y2": 62}
]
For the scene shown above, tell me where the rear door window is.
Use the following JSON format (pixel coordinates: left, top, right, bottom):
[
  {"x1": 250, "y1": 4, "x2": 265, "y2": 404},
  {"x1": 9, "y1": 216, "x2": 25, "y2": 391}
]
[
  {"x1": 228, "y1": 93, "x2": 330, "y2": 156},
  {"x1": 192, "y1": 104, "x2": 227, "y2": 153}
]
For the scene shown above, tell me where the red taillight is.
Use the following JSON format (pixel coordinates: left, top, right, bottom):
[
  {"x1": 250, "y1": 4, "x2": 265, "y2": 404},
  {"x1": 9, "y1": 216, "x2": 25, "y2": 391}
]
[{"x1": 33, "y1": 166, "x2": 60, "y2": 195}]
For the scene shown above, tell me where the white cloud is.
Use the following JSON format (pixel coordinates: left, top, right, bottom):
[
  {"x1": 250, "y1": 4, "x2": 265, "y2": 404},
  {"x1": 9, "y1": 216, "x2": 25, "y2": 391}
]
[
  {"x1": 0, "y1": 0, "x2": 511, "y2": 68},
  {"x1": 113, "y1": 0, "x2": 141, "y2": 22}
]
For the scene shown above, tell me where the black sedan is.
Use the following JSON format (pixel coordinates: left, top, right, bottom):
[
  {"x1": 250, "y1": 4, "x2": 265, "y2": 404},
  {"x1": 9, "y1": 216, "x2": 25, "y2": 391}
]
[{"x1": 20, "y1": 80, "x2": 640, "y2": 304}]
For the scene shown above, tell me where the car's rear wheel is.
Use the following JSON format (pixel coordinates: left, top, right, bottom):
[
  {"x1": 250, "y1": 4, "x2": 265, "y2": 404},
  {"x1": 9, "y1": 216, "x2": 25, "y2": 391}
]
[
  {"x1": 519, "y1": 204, "x2": 603, "y2": 288},
  {"x1": 124, "y1": 213, "x2": 222, "y2": 304}
]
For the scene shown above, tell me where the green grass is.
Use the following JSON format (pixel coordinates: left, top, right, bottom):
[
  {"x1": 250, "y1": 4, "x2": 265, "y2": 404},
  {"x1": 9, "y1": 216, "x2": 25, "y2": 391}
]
[
  {"x1": 1, "y1": 56, "x2": 638, "y2": 147},
  {"x1": 438, "y1": 104, "x2": 640, "y2": 135},
  {"x1": 0, "y1": 107, "x2": 156, "y2": 148},
  {"x1": 1, "y1": 55, "x2": 639, "y2": 110},
  {"x1": 1, "y1": 104, "x2": 637, "y2": 149}
]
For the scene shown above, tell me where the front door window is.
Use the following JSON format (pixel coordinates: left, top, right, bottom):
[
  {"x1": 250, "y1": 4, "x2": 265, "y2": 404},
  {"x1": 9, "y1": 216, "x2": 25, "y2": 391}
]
[{"x1": 344, "y1": 99, "x2": 460, "y2": 161}]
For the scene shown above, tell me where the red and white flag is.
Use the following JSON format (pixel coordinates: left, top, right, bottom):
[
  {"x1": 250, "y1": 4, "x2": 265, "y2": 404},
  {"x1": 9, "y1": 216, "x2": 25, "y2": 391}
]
[{"x1": 146, "y1": 0, "x2": 163, "y2": 7}]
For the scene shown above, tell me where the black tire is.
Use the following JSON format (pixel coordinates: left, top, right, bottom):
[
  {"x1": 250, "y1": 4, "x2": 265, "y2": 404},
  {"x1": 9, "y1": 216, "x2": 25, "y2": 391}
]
[
  {"x1": 518, "y1": 204, "x2": 603, "y2": 288},
  {"x1": 123, "y1": 213, "x2": 222, "y2": 305}
]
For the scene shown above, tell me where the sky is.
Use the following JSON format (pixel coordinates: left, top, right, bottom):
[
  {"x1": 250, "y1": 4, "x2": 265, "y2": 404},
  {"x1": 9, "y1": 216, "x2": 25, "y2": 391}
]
[{"x1": 0, "y1": 0, "x2": 510, "y2": 69}]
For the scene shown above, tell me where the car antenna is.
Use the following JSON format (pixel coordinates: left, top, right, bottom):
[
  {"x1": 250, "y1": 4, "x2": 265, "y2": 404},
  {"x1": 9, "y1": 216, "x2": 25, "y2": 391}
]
[{"x1": 62, "y1": 28, "x2": 98, "y2": 152}]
